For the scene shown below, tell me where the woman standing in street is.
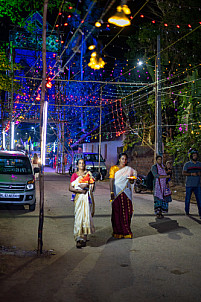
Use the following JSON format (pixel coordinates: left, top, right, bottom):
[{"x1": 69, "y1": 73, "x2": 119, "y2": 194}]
[
  {"x1": 151, "y1": 155, "x2": 172, "y2": 219},
  {"x1": 69, "y1": 159, "x2": 95, "y2": 248},
  {"x1": 109, "y1": 153, "x2": 136, "y2": 239}
]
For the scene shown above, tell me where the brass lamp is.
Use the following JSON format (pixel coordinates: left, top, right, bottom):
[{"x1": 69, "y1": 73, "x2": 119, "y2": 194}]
[
  {"x1": 88, "y1": 52, "x2": 105, "y2": 70},
  {"x1": 108, "y1": 4, "x2": 131, "y2": 27}
]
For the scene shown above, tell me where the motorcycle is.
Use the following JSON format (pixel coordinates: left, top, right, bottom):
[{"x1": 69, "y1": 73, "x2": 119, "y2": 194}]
[{"x1": 134, "y1": 174, "x2": 148, "y2": 193}]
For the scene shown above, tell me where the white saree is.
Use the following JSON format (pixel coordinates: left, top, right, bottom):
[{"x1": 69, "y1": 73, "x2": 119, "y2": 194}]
[
  {"x1": 71, "y1": 176, "x2": 95, "y2": 240},
  {"x1": 113, "y1": 166, "x2": 135, "y2": 201}
]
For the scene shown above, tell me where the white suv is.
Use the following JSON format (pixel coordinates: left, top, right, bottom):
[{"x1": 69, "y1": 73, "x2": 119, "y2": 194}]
[
  {"x1": 0, "y1": 151, "x2": 39, "y2": 211},
  {"x1": 70, "y1": 152, "x2": 107, "y2": 180}
]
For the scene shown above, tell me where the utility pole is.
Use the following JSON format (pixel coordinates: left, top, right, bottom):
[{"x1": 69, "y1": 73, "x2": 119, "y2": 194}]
[
  {"x1": 98, "y1": 87, "x2": 102, "y2": 178},
  {"x1": 38, "y1": 0, "x2": 48, "y2": 255},
  {"x1": 155, "y1": 35, "x2": 162, "y2": 159}
]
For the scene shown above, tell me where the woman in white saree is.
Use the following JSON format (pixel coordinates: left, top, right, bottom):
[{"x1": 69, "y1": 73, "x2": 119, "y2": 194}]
[
  {"x1": 69, "y1": 159, "x2": 95, "y2": 248},
  {"x1": 109, "y1": 153, "x2": 136, "y2": 239}
]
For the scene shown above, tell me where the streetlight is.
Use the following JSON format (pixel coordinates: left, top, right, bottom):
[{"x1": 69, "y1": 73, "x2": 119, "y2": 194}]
[{"x1": 137, "y1": 60, "x2": 143, "y2": 66}]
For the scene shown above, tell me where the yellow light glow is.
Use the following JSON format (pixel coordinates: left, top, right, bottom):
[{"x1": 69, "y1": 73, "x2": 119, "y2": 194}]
[
  {"x1": 108, "y1": 14, "x2": 131, "y2": 27},
  {"x1": 122, "y1": 5, "x2": 131, "y2": 14},
  {"x1": 108, "y1": 4, "x2": 131, "y2": 27},
  {"x1": 88, "y1": 45, "x2": 96, "y2": 50},
  {"x1": 88, "y1": 55, "x2": 105, "y2": 70},
  {"x1": 95, "y1": 21, "x2": 101, "y2": 27},
  {"x1": 91, "y1": 52, "x2": 97, "y2": 57}
]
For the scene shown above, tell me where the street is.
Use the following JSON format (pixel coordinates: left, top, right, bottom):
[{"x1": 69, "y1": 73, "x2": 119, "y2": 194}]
[{"x1": 0, "y1": 171, "x2": 201, "y2": 302}]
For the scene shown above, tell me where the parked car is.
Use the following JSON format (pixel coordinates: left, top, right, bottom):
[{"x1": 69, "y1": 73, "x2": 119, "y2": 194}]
[
  {"x1": 69, "y1": 152, "x2": 107, "y2": 180},
  {"x1": 0, "y1": 151, "x2": 39, "y2": 211}
]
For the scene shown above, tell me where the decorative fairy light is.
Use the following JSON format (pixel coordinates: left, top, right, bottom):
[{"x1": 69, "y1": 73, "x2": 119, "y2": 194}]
[{"x1": 95, "y1": 21, "x2": 101, "y2": 27}]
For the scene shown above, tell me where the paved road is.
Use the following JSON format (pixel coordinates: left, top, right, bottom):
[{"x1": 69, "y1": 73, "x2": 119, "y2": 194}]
[{"x1": 0, "y1": 171, "x2": 201, "y2": 302}]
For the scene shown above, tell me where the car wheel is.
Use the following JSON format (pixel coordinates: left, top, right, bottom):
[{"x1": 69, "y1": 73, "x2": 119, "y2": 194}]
[{"x1": 29, "y1": 203, "x2": 36, "y2": 211}]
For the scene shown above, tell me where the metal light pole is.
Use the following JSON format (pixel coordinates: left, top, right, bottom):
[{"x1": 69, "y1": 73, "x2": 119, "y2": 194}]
[
  {"x1": 98, "y1": 87, "x2": 102, "y2": 178},
  {"x1": 155, "y1": 35, "x2": 163, "y2": 159}
]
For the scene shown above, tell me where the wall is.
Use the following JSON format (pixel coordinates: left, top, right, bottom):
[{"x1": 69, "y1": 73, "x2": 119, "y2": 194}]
[{"x1": 126, "y1": 145, "x2": 185, "y2": 185}]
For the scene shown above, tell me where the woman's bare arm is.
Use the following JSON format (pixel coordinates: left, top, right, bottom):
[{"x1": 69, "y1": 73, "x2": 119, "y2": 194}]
[
  {"x1": 69, "y1": 183, "x2": 87, "y2": 194},
  {"x1": 110, "y1": 178, "x2": 115, "y2": 200}
]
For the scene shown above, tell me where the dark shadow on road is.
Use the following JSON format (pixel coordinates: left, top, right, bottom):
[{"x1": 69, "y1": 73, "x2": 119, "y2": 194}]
[
  {"x1": 86, "y1": 226, "x2": 113, "y2": 247},
  {"x1": 77, "y1": 238, "x2": 134, "y2": 302},
  {"x1": 188, "y1": 215, "x2": 201, "y2": 225},
  {"x1": 0, "y1": 247, "x2": 89, "y2": 302},
  {"x1": 149, "y1": 217, "x2": 193, "y2": 239},
  {"x1": 0, "y1": 256, "x2": 37, "y2": 281},
  {"x1": 0, "y1": 205, "x2": 29, "y2": 215}
]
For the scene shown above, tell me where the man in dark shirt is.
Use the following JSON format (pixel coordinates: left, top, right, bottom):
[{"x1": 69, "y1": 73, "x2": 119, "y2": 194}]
[{"x1": 182, "y1": 149, "x2": 201, "y2": 218}]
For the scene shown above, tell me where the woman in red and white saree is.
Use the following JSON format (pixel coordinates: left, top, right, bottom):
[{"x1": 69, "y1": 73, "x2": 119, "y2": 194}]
[
  {"x1": 109, "y1": 153, "x2": 136, "y2": 239},
  {"x1": 69, "y1": 159, "x2": 95, "y2": 248}
]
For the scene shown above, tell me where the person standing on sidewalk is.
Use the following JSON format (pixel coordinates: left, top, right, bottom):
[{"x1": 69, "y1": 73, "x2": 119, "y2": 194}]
[{"x1": 182, "y1": 148, "x2": 201, "y2": 218}]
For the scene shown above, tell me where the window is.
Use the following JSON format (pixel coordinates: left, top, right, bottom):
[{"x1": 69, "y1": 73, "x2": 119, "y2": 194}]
[
  {"x1": 0, "y1": 156, "x2": 32, "y2": 175},
  {"x1": 84, "y1": 154, "x2": 104, "y2": 162}
]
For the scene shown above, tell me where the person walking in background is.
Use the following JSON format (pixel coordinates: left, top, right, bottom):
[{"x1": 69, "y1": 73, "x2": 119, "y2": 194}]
[
  {"x1": 182, "y1": 148, "x2": 201, "y2": 218},
  {"x1": 109, "y1": 153, "x2": 136, "y2": 239},
  {"x1": 151, "y1": 155, "x2": 172, "y2": 219},
  {"x1": 32, "y1": 153, "x2": 39, "y2": 179},
  {"x1": 69, "y1": 159, "x2": 95, "y2": 248},
  {"x1": 165, "y1": 160, "x2": 173, "y2": 188}
]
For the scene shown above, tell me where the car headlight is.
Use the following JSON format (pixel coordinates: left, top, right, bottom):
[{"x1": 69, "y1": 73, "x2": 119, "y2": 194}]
[{"x1": 26, "y1": 179, "x2": 35, "y2": 190}]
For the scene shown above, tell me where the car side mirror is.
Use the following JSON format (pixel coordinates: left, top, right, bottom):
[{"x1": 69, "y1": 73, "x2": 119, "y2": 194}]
[{"x1": 34, "y1": 167, "x2": 40, "y2": 174}]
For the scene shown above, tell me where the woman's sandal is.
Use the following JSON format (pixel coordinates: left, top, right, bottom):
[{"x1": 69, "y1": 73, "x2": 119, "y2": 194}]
[
  {"x1": 81, "y1": 240, "x2": 86, "y2": 247},
  {"x1": 76, "y1": 240, "x2": 82, "y2": 249},
  {"x1": 156, "y1": 213, "x2": 164, "y2": 219},
  {"x1": 76, "y1": 240, "x2": 86, "y2": 248}
]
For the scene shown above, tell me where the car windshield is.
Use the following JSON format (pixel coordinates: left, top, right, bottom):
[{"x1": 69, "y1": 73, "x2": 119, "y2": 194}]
[
  {"x1": 84, "y1": 154, "x2": 104, "y2": 162},
  {"x1": 0, "y1": 156, "x2": 32, "y2": 175}
]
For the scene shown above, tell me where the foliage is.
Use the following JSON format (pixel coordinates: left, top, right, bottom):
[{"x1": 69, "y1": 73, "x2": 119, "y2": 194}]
[
  {"x1": 124, "y1": 0, "x2": 201, "y2": 156},
  {"x1": 0, "y1": 0, "x2": 76, "y2": 27},
  {"x1": 166, "y1": 126, "x2": 201, "y2": 164},
  {"x1": 123, "y1": 131, "x2": 140, "y2": 152},
  {"x1": 165, "y1": 71, "x2": 201, "y2": 163},
  {"x1": 0, "y1": 48, "x2": 21, "y2": 93}
]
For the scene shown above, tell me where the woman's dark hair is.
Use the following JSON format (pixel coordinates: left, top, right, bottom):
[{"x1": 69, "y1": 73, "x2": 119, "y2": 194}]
[
  {"x1": 156, "y1": 155, "x2": 162, "y2": 160},
  {"x1": 116, "y1": 152, "x2": 128, "y2": 165}
]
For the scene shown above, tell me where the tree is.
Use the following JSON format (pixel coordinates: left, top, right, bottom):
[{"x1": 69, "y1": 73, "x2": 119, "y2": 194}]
[
  {"x1": 124, "y1": 0, "x2": 201, "y2": 156},
  {"x1": 0, "y1": 48, "x2": 21, "y2": 93},
  {"x1": 0, "y1": 0, "x2": 76, "y2": 27}
]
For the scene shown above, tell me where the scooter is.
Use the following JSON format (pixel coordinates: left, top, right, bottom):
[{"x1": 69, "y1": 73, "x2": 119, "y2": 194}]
[{"x1": 134, "y1": 174, "x2": 148, "y2": 193}]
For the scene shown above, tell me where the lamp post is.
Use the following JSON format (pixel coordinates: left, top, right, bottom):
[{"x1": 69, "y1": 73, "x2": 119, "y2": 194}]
[{"x1": 98, "y1": 87, "x2": 102, "y2": 178}]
